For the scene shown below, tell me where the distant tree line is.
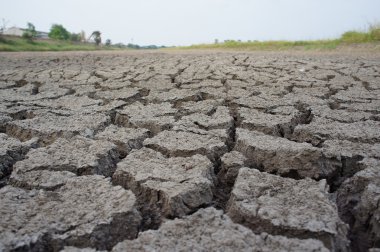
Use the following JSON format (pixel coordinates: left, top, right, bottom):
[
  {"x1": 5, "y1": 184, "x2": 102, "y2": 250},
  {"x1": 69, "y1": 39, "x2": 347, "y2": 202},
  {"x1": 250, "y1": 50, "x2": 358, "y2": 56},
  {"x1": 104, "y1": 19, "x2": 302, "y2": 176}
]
[
  {"x1": 16, "y1": 21, "x2": 169, "y2": 49},
  {"x1": 19, "y1": 22, "x2": 107, "y2": 46},
  {"x1": 48, "y1": 24, "x2": 103, "y2": 46}
]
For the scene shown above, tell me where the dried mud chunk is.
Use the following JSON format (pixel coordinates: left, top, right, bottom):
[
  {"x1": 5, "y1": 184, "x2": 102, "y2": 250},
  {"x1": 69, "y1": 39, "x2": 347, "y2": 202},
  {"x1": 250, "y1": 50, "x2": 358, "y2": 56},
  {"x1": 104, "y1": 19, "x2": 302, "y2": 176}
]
[
  {"x1": 146, "y1": 88, "x2": 201, "y2": 103},
  {"x1": 311, "y1": 105, "x2": 373, "y2": 123},
  {"x1": 6, "y1": 112, "x2": 110, "y2": 145},
  {"x1": 337, "y1": 158, "x2": 380, "y2": 251},
  {"x1": 99, "y1": 80, "x2": 133, "y2": 90},
  {"x1": 127, "y1": 116, "x2": 175, "y2": 135},
  {"x1": 0, "y1": 102, "x2": 40, "y2": 119},
  {"x1": 0, "y1": 133, "x2": 32, "y2": 180},
  {"x1": 174, "y1": 106, "x2": 233, "y2": 130},
  {"x1": 0, "y1": 83, "x2": 71, "y2": 102},
  {"x1": 239, "y1": 107, "x2": 293, "y2": 136},
  {"x1": 214, "y1": 151, "x2": 248, "y2": 209},
  {"x1": 339, "y1": 100, "x2": 380, "y2": 114},
  {"x1": 322, "y1": 140, "x2": 380, "y2": 160},
  {"x1": 172, "y1": 126, "x2": 230, "y2": 144},
  {"x1": 70, "y1": 84, "x2": 97, "y2": 96},
  {"x1": 0, "y1": 113, "x2": 12, "y2": 132},
  {"x1": 135, "y1": 79, "x2": 174, "y2": 91},
  {"x1": 115, "y1": 102, "x2": 176, "y2": 134},
  {"x1": 12, "y1": 136, "x2": 119, "y2": 177},
  {"x1": 112, "y1": 207, "x2": 329, "y2": 252},
  {"x1": 0, "y1": 175, "x2": 141, "y2": 251},
  {"x1": 292, "y1": 117, "x2": 380, "y2": 145},
  {"x1": 181, "y1": 80, "x2": 224, "y2": 89},
  {"x1": 332, "y1": 86, "x2": 378, "y2": 103},
  {"x1": 218, "y1": 151, "x2": 247, "y2": 187},
  {"x1": 292, "y1": 86, "x2": 330, "y2": 98},
  {"x1": 0, "y1": 80, "x2": 19, "y2": 89},
  {"x1": 112, "y1": 148, "x2": 214, "y2": 225},
  {"x1": 234, "y1": 95, "x2": 283, "y2": 109},
  {"x1": 61, "y1": 247, "x2": 100, "y2": 252},
  {"x1": 83, "y1": 100, "x2": 127, "y2": 114},
  {"x1": 227, "y1": 168, "x2": 349, "y2": 251},
  {"x1": 197, "y1": 87, "x2": 227, "y2": 100},
  {"x1": 10, "y1": 170, "x2": 77, "y2": 190},
  {"x1": 269, "y1": 105, "x2": 300, "y2": 115},
  {"x1": 143, "y1": 130, "x2": 227, "y2": 163},
  {"x1": 321, "y1": 140, "x2": 380, "y2": 187},
  {"x1": 235, "y1": 128, "x2": 339, "y2": 179},
  {"x1": 93, "y1": 70, "x2": 123, "y2": 81},
  {"x1": 281, "y1": 93, "x2": 327, "y2": 106},
  {"x1": 30, "y1": 95, "x2": 102, "y2": 111},
  {"x1": 227, "y1": 87, "x2": 255, "y2": 99},
  {"x1": 94, "y1": 87, "x2": 142, "y2": 101},
  {"x1": 235, "y1": 92, "x2": 326, "y2": 110},
  {"x1": 180, "y1": 99, "x2": 225, "y2": 114},
  {"x1": 95, "y1": 125, "x2": 150, "y2": 157}
]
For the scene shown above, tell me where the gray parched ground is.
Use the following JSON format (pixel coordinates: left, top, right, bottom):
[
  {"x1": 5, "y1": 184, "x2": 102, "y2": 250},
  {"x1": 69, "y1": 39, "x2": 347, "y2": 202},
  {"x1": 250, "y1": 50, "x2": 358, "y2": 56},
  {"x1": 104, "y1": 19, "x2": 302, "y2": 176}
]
[{"x1": 0, "y1": 50, "x2": 379, "y2": 252}]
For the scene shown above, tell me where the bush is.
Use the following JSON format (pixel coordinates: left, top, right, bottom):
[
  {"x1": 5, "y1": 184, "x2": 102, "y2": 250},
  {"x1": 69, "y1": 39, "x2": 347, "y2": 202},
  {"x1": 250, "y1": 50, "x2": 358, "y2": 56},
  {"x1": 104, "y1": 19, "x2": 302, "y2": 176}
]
[
  {"x1": 340, "y1": 31, "x2": 370, "y2": 43},
  {"x1": 49, "y1": 24, "x2": 70, "y2": 40},
  {"x1": 369, "y1": 24, "x2": 380, "y2": 41}
]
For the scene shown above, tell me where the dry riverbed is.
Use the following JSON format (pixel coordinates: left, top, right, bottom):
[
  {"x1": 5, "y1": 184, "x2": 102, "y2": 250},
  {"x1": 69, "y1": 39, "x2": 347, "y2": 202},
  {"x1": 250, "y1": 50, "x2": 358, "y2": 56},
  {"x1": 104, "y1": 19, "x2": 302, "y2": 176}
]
[{"x1": 0, "y1": 50, "x2": 379, "y2": 251}]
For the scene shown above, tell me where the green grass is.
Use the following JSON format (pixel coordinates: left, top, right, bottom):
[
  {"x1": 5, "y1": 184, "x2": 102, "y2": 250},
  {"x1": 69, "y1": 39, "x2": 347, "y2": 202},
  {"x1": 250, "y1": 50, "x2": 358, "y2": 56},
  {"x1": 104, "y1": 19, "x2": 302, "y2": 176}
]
[
  {"x1": 340, "y1": 24, "x2": 380, "y2": 43},
  {"x1": 0, "y1": 36, "x2": 120, "y2": 52},
  {"x1": 179, "y1": 24, "x2": 380, "y2": 51},
  {"x1": 179, "y1": 39, "x2": 343, "y2": 51}
]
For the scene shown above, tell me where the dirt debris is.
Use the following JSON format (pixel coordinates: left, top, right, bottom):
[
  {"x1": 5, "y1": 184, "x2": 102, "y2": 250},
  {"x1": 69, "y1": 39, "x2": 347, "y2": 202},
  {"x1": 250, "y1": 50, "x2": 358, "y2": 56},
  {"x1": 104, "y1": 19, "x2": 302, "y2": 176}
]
[
  {"x1": 0, "y1": 173, "x2": 141, "y2": 251},
  {"x1": 112, "y1": 207, "x2": 329, "y2": 252}
]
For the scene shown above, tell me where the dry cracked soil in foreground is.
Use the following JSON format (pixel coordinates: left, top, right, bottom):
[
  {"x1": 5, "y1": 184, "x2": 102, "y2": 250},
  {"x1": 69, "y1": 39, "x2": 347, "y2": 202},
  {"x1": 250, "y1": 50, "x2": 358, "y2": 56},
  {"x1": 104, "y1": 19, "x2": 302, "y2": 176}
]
[{"x1": 0, "y1": 50, "x2": 379, "y2": 252}]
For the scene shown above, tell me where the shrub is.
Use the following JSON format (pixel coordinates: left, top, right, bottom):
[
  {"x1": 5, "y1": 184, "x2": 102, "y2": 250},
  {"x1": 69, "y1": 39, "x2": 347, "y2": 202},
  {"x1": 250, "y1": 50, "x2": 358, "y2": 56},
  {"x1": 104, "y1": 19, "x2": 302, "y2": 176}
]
[
  {"x1": 369, "y1": 24, "x2": 380, "y2": 41},
  {"x1": 49, "y1": 24, "x2": 70, "y2": 40},
  {"x1": 340, "y1": 31, "x2": 370, "y2": 43}
]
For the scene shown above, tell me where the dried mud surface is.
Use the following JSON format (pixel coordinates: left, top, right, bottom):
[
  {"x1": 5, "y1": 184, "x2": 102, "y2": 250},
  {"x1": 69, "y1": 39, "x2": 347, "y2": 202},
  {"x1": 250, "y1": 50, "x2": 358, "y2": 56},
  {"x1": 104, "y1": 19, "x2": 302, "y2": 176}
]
[{"x1": 0, "y1": 50, "x2": 379, "y2": 252}]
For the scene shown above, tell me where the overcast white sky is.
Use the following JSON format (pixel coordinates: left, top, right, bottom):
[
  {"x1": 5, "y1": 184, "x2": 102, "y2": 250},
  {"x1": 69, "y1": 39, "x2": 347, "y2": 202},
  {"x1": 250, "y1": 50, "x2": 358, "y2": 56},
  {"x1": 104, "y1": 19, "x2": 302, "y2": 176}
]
[{"x1": 1, "y1": 0, "x2": 379, "y2": 46}]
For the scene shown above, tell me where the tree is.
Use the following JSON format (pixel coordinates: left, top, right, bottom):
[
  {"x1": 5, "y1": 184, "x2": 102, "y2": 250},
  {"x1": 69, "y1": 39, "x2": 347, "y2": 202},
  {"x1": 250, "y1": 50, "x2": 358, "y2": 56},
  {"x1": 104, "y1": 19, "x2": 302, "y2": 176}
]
[
  {"x1": 89, "y1": 31, "x2": 101, "y2": 46},
  {"x1": 48, "y1": 24, "x2": 70, "y2": 40},
  {"x1": 22, "y1": 22, "x2": 37, "y2": 41},
  {"x1": 105, "y1": 39, "x2": 111, "y2": 46}
]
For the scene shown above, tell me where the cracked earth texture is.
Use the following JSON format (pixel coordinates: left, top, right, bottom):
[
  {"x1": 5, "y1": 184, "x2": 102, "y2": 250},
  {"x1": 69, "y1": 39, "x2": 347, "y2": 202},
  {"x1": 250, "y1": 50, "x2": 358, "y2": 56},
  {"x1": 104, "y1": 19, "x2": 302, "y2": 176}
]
[{"x1": 0, "y1": 51, "x2": 379, "y2": 252}]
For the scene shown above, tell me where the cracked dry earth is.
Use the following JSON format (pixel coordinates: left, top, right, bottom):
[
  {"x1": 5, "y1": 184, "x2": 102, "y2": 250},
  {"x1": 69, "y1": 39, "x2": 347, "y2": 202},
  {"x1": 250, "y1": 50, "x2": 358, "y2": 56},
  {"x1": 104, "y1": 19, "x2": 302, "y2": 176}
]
[{"x1": 0, "y1": 51, "x2": 379, "y2": 252}]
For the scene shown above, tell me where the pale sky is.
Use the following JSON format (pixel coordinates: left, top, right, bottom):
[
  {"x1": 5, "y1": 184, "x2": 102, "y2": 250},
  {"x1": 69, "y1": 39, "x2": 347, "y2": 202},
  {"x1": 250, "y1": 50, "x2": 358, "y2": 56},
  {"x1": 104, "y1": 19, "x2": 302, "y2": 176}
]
[{"x1": 1, "y1": 0, "x2": 379, "y2": 46}]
